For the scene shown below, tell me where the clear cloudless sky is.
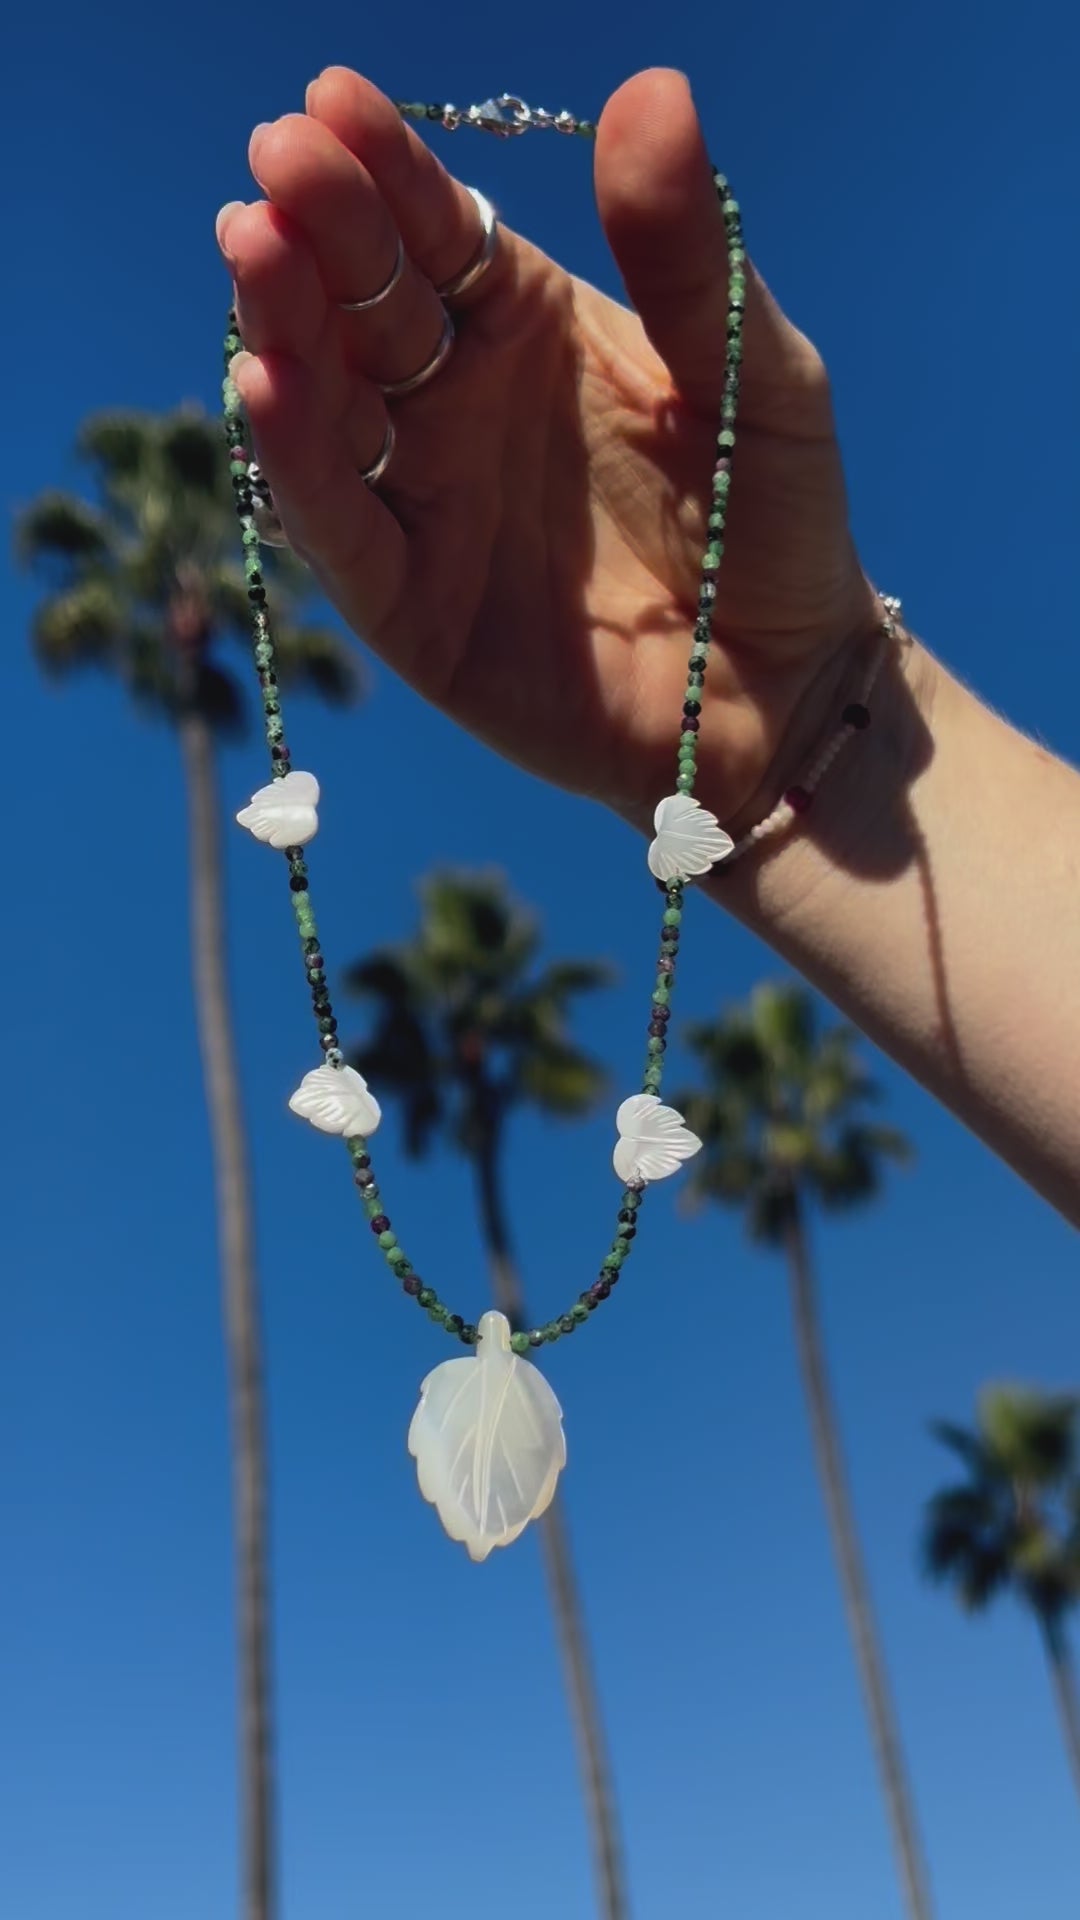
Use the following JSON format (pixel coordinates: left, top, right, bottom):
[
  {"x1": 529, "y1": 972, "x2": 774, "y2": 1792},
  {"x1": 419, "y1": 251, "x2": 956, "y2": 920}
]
[{"x1": 3, "y1": 3, "x2": 1079, "y2": 1918}]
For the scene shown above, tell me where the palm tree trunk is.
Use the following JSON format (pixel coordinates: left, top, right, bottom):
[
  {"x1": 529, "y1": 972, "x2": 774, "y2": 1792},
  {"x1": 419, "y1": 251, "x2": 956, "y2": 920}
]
[
  {"x1": 475, "y1": 1136, "x2": 630, "y2": 1920},
  {"x1": 1040, "y1": 1617, "x2": 1080, "y2": 1808},
  {"x1": 784, "y1": 1203, "x2": 934, "y2": 1920},
  {"x1": 179, "y1": 711, "x2": 276, "y2": 1920}
]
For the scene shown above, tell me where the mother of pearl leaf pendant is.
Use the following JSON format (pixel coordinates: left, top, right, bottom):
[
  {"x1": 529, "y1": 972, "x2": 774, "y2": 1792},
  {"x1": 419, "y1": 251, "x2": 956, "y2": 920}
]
[
  {"x1": 647, "y1": 792, "x2": 733, "y2": 882},
  {"x1": 408, "y1": 1311, "x2": 566, "y2": 1560}
]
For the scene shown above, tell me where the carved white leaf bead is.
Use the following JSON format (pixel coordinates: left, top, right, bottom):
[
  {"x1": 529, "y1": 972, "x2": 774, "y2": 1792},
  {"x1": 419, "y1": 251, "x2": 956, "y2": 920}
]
[
  {"x1": 237, "y1": 770, "x2": 320, "y2": 849},
  {"x1": 408, "y1": 1310, "x2": 566, "y2": 1561},
  {"x1": 647, "y1": 793, "x2": 733, "y2": 883},
  {"x1": 613, "y1": 1092, "x2": 702, "y2": 1184},
  {"x1": 288, "y1": 1063, "x2": 381, "y2": 1138}
]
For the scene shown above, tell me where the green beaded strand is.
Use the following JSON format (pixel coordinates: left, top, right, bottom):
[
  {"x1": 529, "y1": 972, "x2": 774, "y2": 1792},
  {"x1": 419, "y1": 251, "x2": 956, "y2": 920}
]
[{"x1": 224, "y1": 108, "x2": 745, "y2": 1349}]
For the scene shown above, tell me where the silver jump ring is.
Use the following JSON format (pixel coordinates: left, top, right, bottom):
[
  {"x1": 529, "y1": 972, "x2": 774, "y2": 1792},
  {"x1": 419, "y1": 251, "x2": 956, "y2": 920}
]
[
  {"x1": 379, "y1": 308, "x2": 455, "y2": 398},
  {"x1": 339, "y1": 233, "x2": 405, "y2": 312},
  {"x1": 359, "y1": 418, "x2": 395, "y2": 488},
  {"x1": 437, "y1": 188, "x2": 499, "y2": 301}
]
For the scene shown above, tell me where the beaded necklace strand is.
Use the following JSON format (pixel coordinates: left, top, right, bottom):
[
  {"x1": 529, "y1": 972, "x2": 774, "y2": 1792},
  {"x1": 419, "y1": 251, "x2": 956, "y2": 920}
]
[{"x1": 222, "y1": 95, "x2": 900, "y2": 1557}]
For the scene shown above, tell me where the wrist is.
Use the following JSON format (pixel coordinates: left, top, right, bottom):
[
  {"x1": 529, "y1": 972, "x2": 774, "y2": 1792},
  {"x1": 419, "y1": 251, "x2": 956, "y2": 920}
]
[{"x1": 711, "y1": 629, "x2": 939, "y2": 930}]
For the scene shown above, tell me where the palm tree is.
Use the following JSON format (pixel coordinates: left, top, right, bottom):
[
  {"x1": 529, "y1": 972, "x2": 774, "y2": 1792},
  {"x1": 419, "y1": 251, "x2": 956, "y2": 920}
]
[
  {"x1": 675, "y1": 980, "x2": 933, "y2": 1920},
  {"x1": 16, "y1": 409, "x2": 358, "y2": 1920},
  {"x1": 345, "y1": 871, "x2": 629, "y2": 1920},
  {"x1": 922, "y1": 1384, "x2": 1080, "y2": 1804}
]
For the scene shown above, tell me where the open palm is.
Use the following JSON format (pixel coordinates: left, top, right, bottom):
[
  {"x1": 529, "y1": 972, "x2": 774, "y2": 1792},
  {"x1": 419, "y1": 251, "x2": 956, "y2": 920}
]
[{"x1": 221, "y1": 67, "x2": 879, "y2": 821}]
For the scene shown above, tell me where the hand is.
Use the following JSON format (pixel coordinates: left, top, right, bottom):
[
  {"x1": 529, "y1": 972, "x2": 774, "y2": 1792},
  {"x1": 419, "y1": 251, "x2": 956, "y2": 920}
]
[{"x1": 218, "y1": 66, "x2": 880, "y2": 822}]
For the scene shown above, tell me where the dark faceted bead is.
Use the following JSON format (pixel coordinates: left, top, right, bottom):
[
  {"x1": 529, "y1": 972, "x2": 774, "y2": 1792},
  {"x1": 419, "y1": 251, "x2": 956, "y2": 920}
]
[
  {"x1": 248, "y1": 587, "x2": 267, "y2": 606},
  {"x1": 318, "y1": 1034, "x2": 338, "y2": 1052},
  {"x1": 647, "y1": 1023, "x2": 665, "y2": 1040},
  {"x1": 658, "y1": 957, "x2": 675, "y2": 974},
  {"x1": 842, "y1": 702, "x2": 871, "y2": 730},
  {"x1": 354, "y1": 1171, "x2": 375, "y2": 1190},
  {"x1": 460, "y1": 1324, "x2": 478, "y2": 1345},
  {"x1": 529, "y1": 1329, "x2": 545, "y2": 1347},
  {"x1": 593, "y1": 1280, "x2": 612, "y2": 1301},
  {"x1": 618, "y1": 1209, "x2": 636, "y2": 1223},
  {"x1": 681, "y1": 714, "x2": 700, "y2": 733},
  {"x1": 688, "y1": 670, "x2": 705, "y2": 688},
  {"x1": 559, "y1": 1315, "x2": 575, "y2": 1334},
  {"x1": 785, "y1": 785, "x2": 813, "y2": 815},
  {"x1": 417, "y1": 1288, "x2": 436, "y2": 1309},
  {"x1": 683, "y1": 703, "x2": 701, "y2": 720},
  {"x1": 303, "y1": 937, "x2": 319, "y2": 954},
  {"x1": 445, "y1": 1314, "x2": 464, "y2": 1336},
  {"x1": 271, "y1": 746, "x2": 290, "y2": 763},
  {"x1": 402, "y1": 1274, "x2": 421, "y2": 1296},
  {"x1": 353, "y1": 1152, "x2": 370, "y2": 1168},
  {"x1": 306, "y1": 953, "x2": 324, "y2": 971},
  {"x1": 618, "y1": 1221, "x2": 637, "y2": 1239},
  {"x1": 651, "y1": 1006, "x2": 671, "y2": 1025},
  {"x1": 289, "y1": 874, "x2": 307, "y2": 892},
  {"x1": 370, "y1": 1214, "x2": 390, "y2": 1234},
  {"x1": 317, "y1": 1016, "x2": 338, "y2": 1035}
]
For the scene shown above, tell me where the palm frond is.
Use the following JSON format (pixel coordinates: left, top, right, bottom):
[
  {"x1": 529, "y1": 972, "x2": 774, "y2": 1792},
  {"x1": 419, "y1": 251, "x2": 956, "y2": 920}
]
[
  {"x1": 15, "y1": 493, "x2": 111, "y2": 571},
  {"x1": 31, "y1": 578, "x2": 123, "y2": 674}
]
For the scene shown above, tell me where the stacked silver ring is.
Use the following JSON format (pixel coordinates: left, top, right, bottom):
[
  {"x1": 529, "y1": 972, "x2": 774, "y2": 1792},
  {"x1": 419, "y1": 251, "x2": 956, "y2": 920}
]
[{"x1": 341, "y1": 187, "x2": 499, "y2": 487}]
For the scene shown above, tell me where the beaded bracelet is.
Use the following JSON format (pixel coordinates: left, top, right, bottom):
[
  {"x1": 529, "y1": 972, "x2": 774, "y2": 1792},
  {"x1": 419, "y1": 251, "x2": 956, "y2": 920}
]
[{"x1": 224, "y1": 94, "x2": 898, "y2": 1558}]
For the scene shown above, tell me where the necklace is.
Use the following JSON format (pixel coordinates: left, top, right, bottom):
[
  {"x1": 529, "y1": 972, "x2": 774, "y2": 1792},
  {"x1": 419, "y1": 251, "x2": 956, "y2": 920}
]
[{"x1": 223, "y1": 93, "x2": 897, "y2": 1559}]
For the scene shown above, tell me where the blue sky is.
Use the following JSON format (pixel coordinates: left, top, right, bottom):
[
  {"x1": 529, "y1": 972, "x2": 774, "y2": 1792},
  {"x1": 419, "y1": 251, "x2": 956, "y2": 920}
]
[{"x1": 3, "y1": 3, "x2": 1079, "y2": 1918}]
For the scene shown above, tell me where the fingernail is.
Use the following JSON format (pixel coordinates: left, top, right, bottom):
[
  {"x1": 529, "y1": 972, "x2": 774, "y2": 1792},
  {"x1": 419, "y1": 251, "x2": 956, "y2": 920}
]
[
  {"x1": 228, "y1": 350, "x2": 256, "y2": 388},
  {"x1": 215, "y1": 201, "x2": 244, "y2": 253}
]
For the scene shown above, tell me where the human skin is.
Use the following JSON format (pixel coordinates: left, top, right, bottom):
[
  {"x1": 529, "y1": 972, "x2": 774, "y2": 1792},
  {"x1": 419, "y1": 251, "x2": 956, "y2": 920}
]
[{"x1": 218, "y1": 65, "x2": 1080, "y2": 1224}]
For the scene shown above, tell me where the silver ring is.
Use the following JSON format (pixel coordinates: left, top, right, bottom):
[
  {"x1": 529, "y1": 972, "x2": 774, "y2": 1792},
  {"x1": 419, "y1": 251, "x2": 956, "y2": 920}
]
[
  {"x1": 437, "y1": 188, "x2": 499, "y2": 302},
  {"x1": 339, "y1": 233, "x2": 405, "y2": 312},
  {"x1": 359, "y1": 418, "x2": 395, "y2": 487},
  {"x1": 379, "y1": 308, "x2": 455, "y2": 398}
]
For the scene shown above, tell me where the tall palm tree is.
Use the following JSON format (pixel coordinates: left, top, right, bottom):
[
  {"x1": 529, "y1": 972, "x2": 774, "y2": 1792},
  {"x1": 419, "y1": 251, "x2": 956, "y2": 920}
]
[
  {"x1": 922, "y1": 1384, "x2": 1080, "y2": 1804},
  {"x1": 17, "y1": 409, "x2": 358, "y2": 1920},
  {"x1": 345, "y1": 871, "x2": 629, "y2": 1920},
  {"x1": 675, "y1": 980, "x2": 933, "y2": 1920}
]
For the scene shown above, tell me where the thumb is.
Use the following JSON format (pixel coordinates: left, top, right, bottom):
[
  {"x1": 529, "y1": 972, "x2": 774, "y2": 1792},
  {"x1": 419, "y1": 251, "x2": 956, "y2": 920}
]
[{"x1": 594, "y1": 70, "x2": 825, "y2": 428}]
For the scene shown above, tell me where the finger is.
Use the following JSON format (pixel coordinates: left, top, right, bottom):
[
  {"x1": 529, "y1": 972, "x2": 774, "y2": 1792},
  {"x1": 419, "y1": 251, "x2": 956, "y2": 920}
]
[
  {"x1": 219, "y1": 199, "x2": 335, "y2": 370},
  {"x1": 305, "y1": 68, "x2": 512, "y2": 303},
  {"x1": 248, "y1": 114, "x2": 447, "y2": 390},
  {"x1": 230, "y1": 348, "x2": 405, "y2": 637},
  {"x1": 595, "y1": 69, "x2": 830, "y2": 433}
]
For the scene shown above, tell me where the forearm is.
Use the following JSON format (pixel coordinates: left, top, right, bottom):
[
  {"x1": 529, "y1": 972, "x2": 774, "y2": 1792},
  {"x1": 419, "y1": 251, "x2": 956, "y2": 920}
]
[{"x1": 694, "y1": 640, "x2": 1080, "y2": 1222}]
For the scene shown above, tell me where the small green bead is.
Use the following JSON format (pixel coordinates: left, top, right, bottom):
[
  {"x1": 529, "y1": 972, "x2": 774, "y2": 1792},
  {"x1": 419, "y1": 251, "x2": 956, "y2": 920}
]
[
  {"x1": 377, "y1": 1230, "x2": 397, "y2": 1251},
  {"x1": 603, "y1": 1250, "x2": 625, "y2": 1270},
  {"x1": 363, "y1": 1195, "x2": 383, "y2": 1218},
  {"x1": 428, "y1": 1305, "x2": 448, "y2": 1325},
  {"x1": 729, "y1": 247, "x2": 746, "y2": 264},
  {"x1": 663, "y1": 908, "x2": 682, "y2": 926},
  {"x1": 707, "y1": 513, "x2": 725, "y2": 533},
  {"x1": 242, "y1": 528, "x2": 259, "y2": 547},
  {"x1": 559, "y1": 1314, "x2": 575, "y2": 1334},
  {"x1": 571, "y1": 1303, "x2": 589, "y2": 1324},
  {"x1": 647, "y1": 1036, "x2": 664, "y2": 1055},
  {"x1": 544, "y1": 1322, "x2": 561, "y2": 1344},
  {"x1": 621, "y1": 1189, "x2": 642, "y2": 1210},
  {"x1": 681, "y1": 729, "x2": 700, "y2": 747},
  {"x1": 417, "y1": 1288, "x2": 436, "y2": 1310},
  {"x1": 701, "y1": 551, "x2": 721, "y2": 573},
  {"x1": 718, "y1": 429, "x2": 736, "y2": 449},
  {"x1": 652, "y1": 986, "x2": 671, "y2": 1006},
  {"x1": 388, "y1": 1249, "x2": 409, "y2": 1272},
  {"x1": 713, "y1": 471, "x2": 731, "y2": 493},
  {"x1": 510, "y1": 1330, "x2": 531, "y2": 1355}
]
